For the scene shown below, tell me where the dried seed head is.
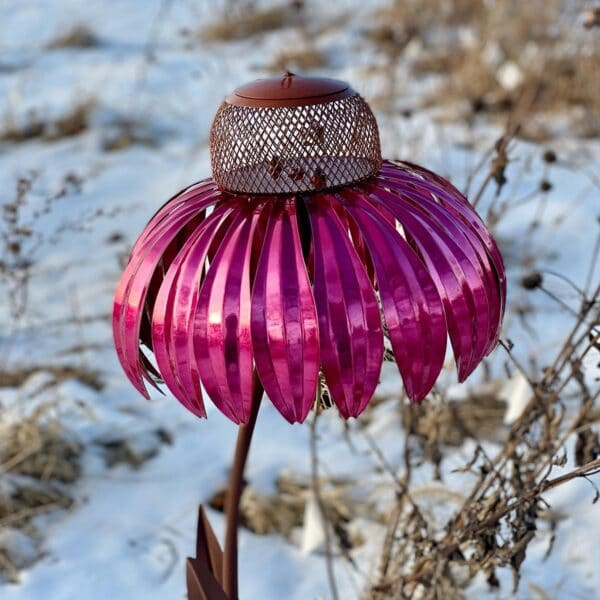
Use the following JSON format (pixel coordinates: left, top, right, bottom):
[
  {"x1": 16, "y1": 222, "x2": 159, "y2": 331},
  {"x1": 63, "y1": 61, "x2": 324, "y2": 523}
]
[
  {"x1": 583, "y1": 9, "x2": 600, "y2": 29},
  {"x1": 520, "y1": 272, "x2": 543, "y2": 290}
]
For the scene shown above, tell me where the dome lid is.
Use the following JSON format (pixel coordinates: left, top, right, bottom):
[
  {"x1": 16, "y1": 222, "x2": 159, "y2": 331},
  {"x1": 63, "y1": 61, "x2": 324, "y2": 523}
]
[{"x1": 227, "y1": 73, "x2": 355, "y2": 107}]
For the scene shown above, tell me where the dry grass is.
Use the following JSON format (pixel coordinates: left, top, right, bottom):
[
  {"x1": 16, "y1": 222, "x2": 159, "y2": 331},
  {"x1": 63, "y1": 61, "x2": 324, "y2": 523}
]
[
  {"x1": 365, "y1": 0, "x2": 600, "y2": 138},
  {"x1": 0, "y1": 415, "x2": 81, "y2": 485},
  {"x1": 0, "y1": 365, "x2": 104, "y2": 392},
  {"x1": 201, "y1": 3, "x2": 300, "y2": 43},
  {"x1": 208, "y1": 471, "x2": 375, "y2": 551},
  {"x1": 100, "y1": 118, "x2": 163, "y2": 152},
  {"x1": 265, "y1": 47, "x2": 328, "y2": 73},
  {"x1": 45, "y1": 26, "x2": 100, "y2": 50},
  {"x1": 95, "y1": 428, "x2": 173, "y2": 469},
  {"x1": 0, "y1": 408, "x2": 81, "y2": 582},
  {"x1": 423, "y1": 48, "x2": 600, "y2": 124},
  {"x1": 0, "y1": 102, "x2": 93, "y2": 143},
  {"x1": 401, "y1": 391, "x2": 507, "y2": 463}
]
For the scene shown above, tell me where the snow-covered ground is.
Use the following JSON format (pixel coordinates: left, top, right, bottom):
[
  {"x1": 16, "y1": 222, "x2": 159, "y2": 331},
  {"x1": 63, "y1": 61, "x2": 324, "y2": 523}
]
[{"x1": 0, "y1": 1, "x2": 598, "y2": 599}]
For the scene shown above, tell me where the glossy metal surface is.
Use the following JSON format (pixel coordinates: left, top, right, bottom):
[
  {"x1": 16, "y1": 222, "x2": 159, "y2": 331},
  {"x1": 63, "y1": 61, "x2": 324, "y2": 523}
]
[
  {"x1": 251, "y1": 200, "x2": 319, "y2": 423},
  {"x1": 226, "y1": 73, "x2": 354, "y2": 108},
  {"x1": 308, "y1": 194, "x2": 383, "y2": 418},
  {"x1": 343, "y1": 192, "x2": 446, "y2": 400},
  {"x1": 113, "y1": 160, "x2": 506, "y2": 424}
]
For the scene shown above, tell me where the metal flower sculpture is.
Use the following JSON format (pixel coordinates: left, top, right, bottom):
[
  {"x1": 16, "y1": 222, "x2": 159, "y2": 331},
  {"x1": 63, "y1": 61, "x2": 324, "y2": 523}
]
[{"x1": 113, "y1": 74, "x2": 505, "y2": 599}]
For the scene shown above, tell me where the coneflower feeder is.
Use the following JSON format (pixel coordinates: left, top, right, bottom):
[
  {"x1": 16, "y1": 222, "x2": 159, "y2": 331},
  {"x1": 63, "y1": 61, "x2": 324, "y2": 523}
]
[{"x1": 113, "y1": 73, "x2": 506, "y2": 599}]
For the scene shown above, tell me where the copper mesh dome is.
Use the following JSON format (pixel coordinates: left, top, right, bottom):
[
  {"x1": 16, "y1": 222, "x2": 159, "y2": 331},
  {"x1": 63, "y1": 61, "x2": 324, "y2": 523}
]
[{"x1": 209, "y1": 73, "x2": 382, "y2": 194}]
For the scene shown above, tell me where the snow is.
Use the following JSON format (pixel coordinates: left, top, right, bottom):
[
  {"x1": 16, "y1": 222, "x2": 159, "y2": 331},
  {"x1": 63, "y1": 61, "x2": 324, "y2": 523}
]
[
  {"x1": 499, "y1": 371, "x2": 529, "y2": 425},
  {"x1": 496, "y1": 61, "x2": 524, "y2": 91},
  {"x1": 0, "y1": 1, "x2": 598, "y2": 599}
]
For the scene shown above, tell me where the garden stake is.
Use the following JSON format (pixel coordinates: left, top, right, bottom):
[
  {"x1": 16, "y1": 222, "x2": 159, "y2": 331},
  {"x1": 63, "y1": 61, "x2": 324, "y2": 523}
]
[{"x1": 113, "y1": 73, "x2": 506, "y2": 599}]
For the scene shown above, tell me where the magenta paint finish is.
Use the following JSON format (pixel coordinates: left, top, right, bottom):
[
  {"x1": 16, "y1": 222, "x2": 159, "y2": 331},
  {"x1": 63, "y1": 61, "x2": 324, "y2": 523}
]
[
  {"x1": 112, "y1": 75, "x2": 507, "y2": 599},
  {"x1": 113, "y1": 158, "x2": 505, "y2": 424}
]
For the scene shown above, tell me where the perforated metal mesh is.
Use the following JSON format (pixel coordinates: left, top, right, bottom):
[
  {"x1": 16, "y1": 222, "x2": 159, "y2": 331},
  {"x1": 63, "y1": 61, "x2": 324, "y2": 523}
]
[{"x1": 210, "y1": 94, "x2": 382, "y2": 194}]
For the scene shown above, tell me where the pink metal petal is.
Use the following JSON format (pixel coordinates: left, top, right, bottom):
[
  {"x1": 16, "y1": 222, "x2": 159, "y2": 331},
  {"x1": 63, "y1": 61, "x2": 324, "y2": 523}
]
[
  {"x1": 193, "y1": 200, "x2": 263, "y2": 424},
  {"x1": 369, "y1": 185, "x2": 490, "y2": 380},
  {"x1": 131, "y1": 179, "x2": 218, "y2": 255},
  {"x1": 374, "y1": 173, "x2": 503, "y2": 355},
  {"x1": 116, "y1": 195, "x2": 217, "y2": 381},
  {"x1": 171, "y1": 209, "x2": 238, "y2": 410},
  {"x1": 139, "y1": 219, "x2": 206, "y2": 352},
  {"x1": 343, "y1": 191, "x2": 447, "y2": 402},
  {"x1": 333, "y1": 203, "x2": 376, "y2": 285},
  {"x1": 151, "y1": 205, "x2": 234, "y2": 417},
  {"x1": 251, "y1": 200, "x2": 320, "y2": 424},
  {"x1": 381, "y1": 161, "x2": 506, "y2": 309},
  {"x1": 307, "y1": 194, "x2": 383, "y2": 418},
  {"x1": 112, "y1": 188, "x2": 220, "y2": 396}
]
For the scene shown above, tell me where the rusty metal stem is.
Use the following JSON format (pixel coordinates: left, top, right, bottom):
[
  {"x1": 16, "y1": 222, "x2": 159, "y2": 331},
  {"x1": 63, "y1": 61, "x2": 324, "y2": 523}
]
[{"x1": 222, "y1": 376, "x2": 263, "y2": 599}]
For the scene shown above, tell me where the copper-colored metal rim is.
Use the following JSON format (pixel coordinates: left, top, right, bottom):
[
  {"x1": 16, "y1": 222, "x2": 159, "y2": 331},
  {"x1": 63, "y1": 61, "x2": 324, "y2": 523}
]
[
  {"x1": 214, "y1": 158, "x2": 382, "y2": 196},
  {"x1": 226, "y1": 72, "x2": 356, "y2": 108}
]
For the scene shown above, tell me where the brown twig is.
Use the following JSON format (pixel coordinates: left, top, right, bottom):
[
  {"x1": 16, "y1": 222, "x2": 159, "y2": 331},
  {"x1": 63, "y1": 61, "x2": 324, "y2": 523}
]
[{"x1": 309, "y1": 408, "x2": 340, "y2": 600}]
